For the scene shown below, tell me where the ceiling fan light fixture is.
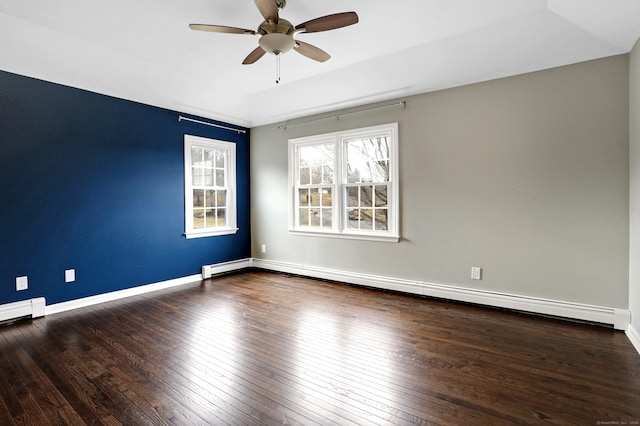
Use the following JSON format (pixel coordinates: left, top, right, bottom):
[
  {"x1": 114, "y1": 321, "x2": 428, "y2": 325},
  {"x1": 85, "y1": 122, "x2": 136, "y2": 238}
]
[
  {"x1": 259, "y1": 33, "x2": 295, "y2": 55},
  {"x1": 189, "y1": 1, "x2": 359, "y2": 76}
]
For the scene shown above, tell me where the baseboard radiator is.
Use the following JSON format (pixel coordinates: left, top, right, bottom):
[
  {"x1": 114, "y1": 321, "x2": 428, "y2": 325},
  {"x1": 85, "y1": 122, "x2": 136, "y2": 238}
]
[{"x1": 0, "y1": 298, "x2": 46, "y2": 324}]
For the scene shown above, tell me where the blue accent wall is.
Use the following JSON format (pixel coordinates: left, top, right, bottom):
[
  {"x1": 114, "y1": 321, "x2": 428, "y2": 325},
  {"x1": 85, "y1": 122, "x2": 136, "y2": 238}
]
[{"x1": 0, "y1": 70, "x2": 250, "y2": 305}]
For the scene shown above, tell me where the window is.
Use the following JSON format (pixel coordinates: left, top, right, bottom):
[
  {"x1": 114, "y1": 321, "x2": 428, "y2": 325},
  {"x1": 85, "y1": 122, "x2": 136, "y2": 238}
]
[
  {"x1": 184, "y1": 135, "x2": 237, "y2": 238},
  {"x1": 289, "y1": 123, "x2": 399, "y2": 242}
]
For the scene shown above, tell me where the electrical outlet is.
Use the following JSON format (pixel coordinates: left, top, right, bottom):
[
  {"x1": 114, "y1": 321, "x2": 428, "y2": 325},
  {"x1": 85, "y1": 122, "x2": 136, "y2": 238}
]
[
  {"x1": 16, "y1": 276, "x2": 28, "y2": 291},
  {"x1": 471, "y1": 267, "x2": 482, "y2": 280},
  {"x1": 65, "y1": 269, "x2": 76, "y2": 283},
  {"x1": 261, "y1": 244, "x2": 267, "y2": 254}
]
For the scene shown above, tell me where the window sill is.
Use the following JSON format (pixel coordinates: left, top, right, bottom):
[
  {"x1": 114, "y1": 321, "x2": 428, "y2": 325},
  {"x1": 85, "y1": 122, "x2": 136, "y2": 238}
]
[
  {"x1": 289, "y1": 229, "x2": 400, "y2": 243},
  {"x1": 185, "y1": 228, "x2": 239, "y2": 239}
]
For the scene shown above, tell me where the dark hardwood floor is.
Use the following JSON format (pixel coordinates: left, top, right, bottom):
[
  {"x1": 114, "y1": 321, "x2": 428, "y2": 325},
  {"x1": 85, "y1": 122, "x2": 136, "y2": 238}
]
[{"x1": 0, "y1": 270, "x2": 639, "y2": 425}]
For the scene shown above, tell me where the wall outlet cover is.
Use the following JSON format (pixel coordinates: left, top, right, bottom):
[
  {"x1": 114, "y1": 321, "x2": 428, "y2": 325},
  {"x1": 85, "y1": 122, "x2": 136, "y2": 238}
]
[
  {"x1": 471, "y1": 267, "x2": 482, "y2": 280},
  {"x1": 65, "y1": 269, "x2": 76, "y2": 283},
  {"x1": 16, "y1": 276, "x2": 28, "y2": 291}
]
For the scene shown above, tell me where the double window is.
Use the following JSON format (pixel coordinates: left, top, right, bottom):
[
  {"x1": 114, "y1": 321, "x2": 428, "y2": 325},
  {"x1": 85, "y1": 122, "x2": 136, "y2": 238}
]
[
  {"x1": 289, "y1": 123, "x2": 399, "y2": 242},
  {"x1": 184, "y1": 135, "x2": 237, "y2": 238}
]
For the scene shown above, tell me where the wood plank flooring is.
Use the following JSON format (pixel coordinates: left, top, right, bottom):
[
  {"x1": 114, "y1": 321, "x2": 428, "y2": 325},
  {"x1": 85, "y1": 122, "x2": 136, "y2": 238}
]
[{"x1": 0, "y1": 270, "x2": 639, "y2": 425}]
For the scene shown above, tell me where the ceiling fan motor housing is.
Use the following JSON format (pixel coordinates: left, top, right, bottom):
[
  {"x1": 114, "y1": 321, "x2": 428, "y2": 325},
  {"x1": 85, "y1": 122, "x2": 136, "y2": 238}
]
[{"x1": 258, "y1": 18, "x2": 295, "y2": 55}]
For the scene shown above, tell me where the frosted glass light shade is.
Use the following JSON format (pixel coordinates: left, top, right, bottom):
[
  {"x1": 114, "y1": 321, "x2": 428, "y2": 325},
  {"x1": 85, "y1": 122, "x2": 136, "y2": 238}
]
[{"x1": 259, "y1": 33, "x2": 295, "y2": 54}]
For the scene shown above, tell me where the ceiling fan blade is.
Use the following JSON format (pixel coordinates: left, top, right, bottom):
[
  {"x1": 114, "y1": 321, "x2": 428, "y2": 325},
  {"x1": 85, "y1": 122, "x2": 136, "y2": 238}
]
[
  {"x1": 295, "y1": 12, "x2": 358, "y2": 33},
  {"x1": 242, "y1": 46, "x2": 267, "y2": 64},
  {"x1": 294, "y1": 41, "x2": 330, "y2": 62},
  {"x1": 189, "y1": 24, "x2": 255, "y2": 35},
  {"x1": 254, "y1": 0, "x2": 279, "y2": 22}
]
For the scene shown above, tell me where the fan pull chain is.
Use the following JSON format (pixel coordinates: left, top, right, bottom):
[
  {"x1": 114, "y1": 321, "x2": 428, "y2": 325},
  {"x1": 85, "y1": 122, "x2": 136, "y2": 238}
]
[{"x1": 276, "y1": 54, "x2": 281, "y2": 84}]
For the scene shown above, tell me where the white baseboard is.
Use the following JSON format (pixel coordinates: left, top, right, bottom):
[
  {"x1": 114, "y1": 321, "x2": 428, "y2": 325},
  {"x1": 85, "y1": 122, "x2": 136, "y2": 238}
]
[
  {"x1": 46, "y1": 258, "x2": 250, "y2": 316},
  {"x1": 628, "y1": 325, "x2": 640, "y2": 356},
  {"x1": 252, "y1": 258, "x2": 631, "y2": 330},
  {"x1": 202, "y1": 258, "x2": 252, "y2": 278},
  {"x1": 45, "y1": 274, "x2": 202, "y2": 316},
  {"x1": 39, "y1": 257, "x2": 634, "y2": 337},
  {"x1": 0, "y1": 297, "x2": 46, "y2": 322}
]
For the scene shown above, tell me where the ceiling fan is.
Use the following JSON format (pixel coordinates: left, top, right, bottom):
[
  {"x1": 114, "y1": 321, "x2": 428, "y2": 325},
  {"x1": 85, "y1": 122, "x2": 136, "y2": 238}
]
[{"x1": 189, "y1": 0, "x2": 358, "y2": 73}]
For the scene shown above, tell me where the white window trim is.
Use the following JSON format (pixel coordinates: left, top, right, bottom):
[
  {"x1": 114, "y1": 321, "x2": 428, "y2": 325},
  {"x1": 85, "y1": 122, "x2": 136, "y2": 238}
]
[
  {"x1": 184, "y1": 135, "x2": 238, "y2": 239},
  {"x1": 288, "y1": 123, "x2": 399, "y2": 242}
]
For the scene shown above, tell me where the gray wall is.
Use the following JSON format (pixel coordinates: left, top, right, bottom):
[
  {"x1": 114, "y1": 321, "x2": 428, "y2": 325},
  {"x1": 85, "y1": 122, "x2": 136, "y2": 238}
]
[
  {"x1": 630, "y1": 41, "x2": 640, "y2": 332},
  {"x1": 251, "y1": 55, "x2": 630, "y2": 309}
]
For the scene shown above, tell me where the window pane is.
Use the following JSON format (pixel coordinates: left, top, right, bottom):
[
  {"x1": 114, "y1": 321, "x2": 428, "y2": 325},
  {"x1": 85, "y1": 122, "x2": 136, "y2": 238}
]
[
  {"x1": 217, "y1": 190, "x2": 227, "y2": 207},
  {"x1": 215, "y1": 151, "x2": 225, "y2": 168},
  {"x1": 193, "y1": 209, "x2": 206, "y2": 229},
  {"x1": 360, "y1": 209, "x2": 373, "y2": 230},
  {"x1": 193, "y1": 189, "x2": 205, "y2": 208},
  {"x1": 299, "y1": 209, "x2": 310, "y2": 226},
  {"x1": 204, "y1": 149, "x2": 215, "y2": 168},
  {"x1": 204, "y1": 169, "x2": 214, "y2": 186},
  {"x1": 347, "y1": 186, "x2": 358, "y2": 207},
  {"x1": 204, "y1": 208, "x2": 214, "y2": 227},
  {"x1": 375, "y1": 185, "x2": 388, "y2": 207},
  {"x1": 320, "y1": 209, "x2": 332, "y2": 228},
  {"x1": 311, "y1": 166, "x2": 322, "y2": 185},
  {"x1": 360, "y1": 186, "x2": 373, "y2": 208},
  {"x1": 216, "y1": 208, "x2": 226, "y2": 226},
  {"x1": 322, "y1": 165, "x2": 333, "y2": 184},
  {"x1": 349, "y1": 208, "x2": 372, "y2": 230},
  {"x1": 374, "y1": 160, "x2": 390, "y2": 182},
  {"x1": 299, "y1": 146, "x2": 312, "y2": 166},
  {"x1": 216, "y1": 170, "x2": 225, "y2": 187},
  {"x1": 192, "y1": 167, "x2": 203, "y2": 186},
  {"x1": 347, "y1": 209, "x2": 359, "y2": 229},
  {"x1": 309, "y1": 188, "x2": 320, "y2": 207},
  {"x1": 322, "y1": 188, "x2": 332, "y2": 207},
  {"x1": 347, "y1": 164, "x2": 361, "y2": 183},
  {"x1": 375, "y1": 209, "x2": 388, "y2": 231},
  {"x1": 205, "y1": 190, "x2": 216, "y2": 207},
  {"x1": 301, "y1": 145, "x2": 328, "y2": 165},
  {"x1": 322, "y1": 144, "x2": 335, "y2": 162},
  {"x1": 347, "y1": 141, "x2": 366, "y2": 182},
  {"x1": 299, "y1": 167, "x2": 310, "y2": 185},
  {"x1": 309, "y1": 208, "x2": 320, "y2": 226},
  {"x1": 347, "y1": 137, "x2": 390, "y2": 183},
  {"x1": 299, "y1": 189, "x2": 310, "y2": 207},
  {"x1": 191, "y1": 147, "x2": 203, "y2": 165}
]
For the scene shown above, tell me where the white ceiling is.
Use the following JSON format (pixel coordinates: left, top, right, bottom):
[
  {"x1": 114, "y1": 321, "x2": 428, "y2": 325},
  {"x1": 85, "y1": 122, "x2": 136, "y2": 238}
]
[{"x1": 1, "y1": 0, "x2": 639, "y2": 127}]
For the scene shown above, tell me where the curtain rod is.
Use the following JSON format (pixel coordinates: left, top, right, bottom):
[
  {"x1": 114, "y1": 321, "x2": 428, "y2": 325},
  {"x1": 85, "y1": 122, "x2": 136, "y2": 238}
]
[
  {"x1": 178, "y1": 116, "x2": 247, "y2": 134},
  {"x1": 278, "y1": 101, "x2": 406, "y2": 130}
]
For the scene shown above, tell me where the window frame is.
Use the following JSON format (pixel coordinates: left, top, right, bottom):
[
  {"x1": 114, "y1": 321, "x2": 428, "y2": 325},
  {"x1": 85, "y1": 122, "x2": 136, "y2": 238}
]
[
  {"x1": 184, "y1": 134, "x2": 238, "y2": 239},
  {"x1": 288, "y1": 123, "x2": 399, "y2": 242}
]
